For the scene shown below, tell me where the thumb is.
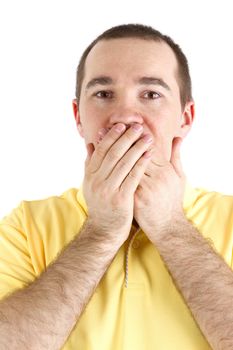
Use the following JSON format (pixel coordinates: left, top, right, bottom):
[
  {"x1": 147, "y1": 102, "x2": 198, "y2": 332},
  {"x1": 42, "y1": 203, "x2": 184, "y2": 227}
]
[{"x1": 170, "y1": 137, "x2": 184, "y2": 177}]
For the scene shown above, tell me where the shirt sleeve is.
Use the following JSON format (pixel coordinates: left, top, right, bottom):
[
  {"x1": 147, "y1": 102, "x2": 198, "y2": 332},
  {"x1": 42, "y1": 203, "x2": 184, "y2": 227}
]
[
  {"x1": 0, "y1": 203, "x2": 36, "y2": 301},
  {"x1": 222, "y1": 194, "x2": 233, "y2": 270}
]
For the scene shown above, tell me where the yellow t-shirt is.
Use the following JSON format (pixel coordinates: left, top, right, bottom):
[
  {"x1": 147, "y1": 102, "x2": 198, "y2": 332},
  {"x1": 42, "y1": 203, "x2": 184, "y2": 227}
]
[{"x1": 0, "y1": 183, "x2": 233, "y2": 349}]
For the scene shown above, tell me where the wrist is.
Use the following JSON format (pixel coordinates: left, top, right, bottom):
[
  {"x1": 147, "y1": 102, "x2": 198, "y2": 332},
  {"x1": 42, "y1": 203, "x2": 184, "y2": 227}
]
[
  {"x1": 81, "y1": 217, "x2": 125, "y2": 251},
  {"x1": 152, "y1": 212, "x2": 188, "y2": 244}
]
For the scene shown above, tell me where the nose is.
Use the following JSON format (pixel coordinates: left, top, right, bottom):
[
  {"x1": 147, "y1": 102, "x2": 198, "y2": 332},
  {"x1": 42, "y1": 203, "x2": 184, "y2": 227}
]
[{"x1": 107, "y1": 110, "x2": 144, "y2": 129}]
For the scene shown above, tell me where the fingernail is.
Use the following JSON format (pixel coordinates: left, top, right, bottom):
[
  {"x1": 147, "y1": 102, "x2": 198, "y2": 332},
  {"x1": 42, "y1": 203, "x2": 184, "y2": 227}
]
[
  {"x1": 97, "y1": 136, "x2": 103, "y2": 144},
  {"x1": 132, "y1": 124, "x2": 143, "y2": 132},
  {"x1": 143, "y1": 134, "x2": 153, "y2": 143},
  {"x1": 143, "y1": 151, "x2": 152, "y2": 159},
  {"x1": 98, "y1": 128, "x2": 108, "y2": 136},
  {"x1": 114, "y1": 124, "x2": 126, "y2": 133}
]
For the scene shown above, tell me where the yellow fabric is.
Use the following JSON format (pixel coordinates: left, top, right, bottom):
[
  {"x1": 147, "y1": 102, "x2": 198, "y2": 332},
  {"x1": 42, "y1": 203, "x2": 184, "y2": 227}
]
[{"x1": 0, "y1": 183, "x2": 233, "y2": 349}]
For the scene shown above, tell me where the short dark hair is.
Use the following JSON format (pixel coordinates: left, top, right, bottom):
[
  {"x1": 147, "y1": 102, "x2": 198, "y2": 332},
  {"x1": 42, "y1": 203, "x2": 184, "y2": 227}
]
[{"x1": 75, "y1": 23, "x2": 193, "y2": 109}]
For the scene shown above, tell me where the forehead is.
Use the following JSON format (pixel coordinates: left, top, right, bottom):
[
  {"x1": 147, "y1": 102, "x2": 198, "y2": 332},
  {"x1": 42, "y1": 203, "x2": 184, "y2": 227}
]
[{"x1": 83, "y1": 38, "x2": 179, "y2": 86}]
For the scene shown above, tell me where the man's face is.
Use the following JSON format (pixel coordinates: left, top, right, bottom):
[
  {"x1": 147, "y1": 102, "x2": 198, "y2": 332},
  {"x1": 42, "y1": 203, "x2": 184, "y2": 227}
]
[{"x1": 73, "y1": 38, "x2": 194, "y2": 160}]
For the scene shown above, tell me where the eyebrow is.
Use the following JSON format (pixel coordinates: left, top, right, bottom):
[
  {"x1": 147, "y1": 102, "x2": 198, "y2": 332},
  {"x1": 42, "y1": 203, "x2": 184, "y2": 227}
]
[
  {"x1": 85, "y1": 76, "x2": 171, "y2": 91},
  {"x1": 138, "y1": 77, "x2": 171, "y2": 91},
  {"x1": 85, "y1": 76, "x2": 113, "y2": 90}
]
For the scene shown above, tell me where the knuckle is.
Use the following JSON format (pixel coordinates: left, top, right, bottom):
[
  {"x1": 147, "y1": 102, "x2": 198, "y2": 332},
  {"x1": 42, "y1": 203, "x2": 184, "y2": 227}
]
[
  {"x1": 117, "y1": 157, "x2": 128, "y2": 170},
  {"x1": 135, "y1": 158, "x2": 144, "y2": 168},
  {"x1": 100, "y1": 187, "x2": 109, "y2": 200},
  {"x1": 85, "y1": 160, "x2": 97, "y2": 174},
  {"x1": 111, "y1": 194, "x2": 122, "y2": 207},
  {"x1": 96, "y1": 145, "x2": 106, "y2": 158},
  {"x1": 107, "y1": 147, "x2": 120, "y2": 160},
  {"x1": 124, "y1": 131, "x2": 134, "y2": 142},
  {"x1": 91, "y1": 181, "x2": 109, "y2": 200},
  {"x1": 128, "y1": 169, "x2": 137, "y2": 180},
  {"x1": 108, "y1": 130, "x2": 118, "y2": 140}
]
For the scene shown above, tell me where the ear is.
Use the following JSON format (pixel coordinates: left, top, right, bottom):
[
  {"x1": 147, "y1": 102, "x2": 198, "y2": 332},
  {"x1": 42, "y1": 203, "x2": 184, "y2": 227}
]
[
  {"x1": 177, "y1": 101, "x2": 195, "y2": 138},
  {"x1": 72, "y1": 99, "x2": 84, "y2": 138}
]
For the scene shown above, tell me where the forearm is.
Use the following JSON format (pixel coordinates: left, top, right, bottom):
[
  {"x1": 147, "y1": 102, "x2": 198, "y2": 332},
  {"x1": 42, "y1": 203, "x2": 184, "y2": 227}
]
[
  {"x1": 0, "y1": 218, "x2": 120, "y2": 350},
  {"x1": 154, "y1": 216, "x2": 233, "y2": 350}
]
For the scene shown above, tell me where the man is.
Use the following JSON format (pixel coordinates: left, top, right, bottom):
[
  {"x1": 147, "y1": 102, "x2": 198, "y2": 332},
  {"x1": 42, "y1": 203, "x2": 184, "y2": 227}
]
[{"x1": 0, "y1": 23, "x2": 233, "y2": 350}]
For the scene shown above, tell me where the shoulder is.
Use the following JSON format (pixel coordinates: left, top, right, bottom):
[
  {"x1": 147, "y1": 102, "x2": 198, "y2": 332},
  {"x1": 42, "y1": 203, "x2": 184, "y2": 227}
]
[
  {"x1": 22, "y1": 187, "x2": 86, "y2": 218},
  {"x1": 0, "y1": 187, "x2": 87, "y2": 280},
  {"x1": 184, "y1": 182, "x2": 233, "y2": 212},
  {"x1": 184, "y1": 182, "x2": 233, "y2": 233},
  {"x1": 1, "y1": 187, "x2": 86, "y2": 227}
]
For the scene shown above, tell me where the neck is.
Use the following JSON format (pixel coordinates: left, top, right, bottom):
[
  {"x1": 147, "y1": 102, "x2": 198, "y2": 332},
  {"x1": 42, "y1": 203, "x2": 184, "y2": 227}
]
[{"x1": 132, "y1": 218, "x2": 139, "y2": 229}]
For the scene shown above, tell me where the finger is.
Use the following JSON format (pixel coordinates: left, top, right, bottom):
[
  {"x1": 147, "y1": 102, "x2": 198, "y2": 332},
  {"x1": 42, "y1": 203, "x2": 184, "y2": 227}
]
[
  {"x1": 120, "y1": 150, "x2": 152, "y2": 194},
  {"x1": 85, "y1": 143, "x2": 95, "y2": 165},
  {"x1": 142, "y1": 147, "x2": 168, "y2": 177},
  {"x1": 87, "y1": 123, "x2": 126, "y2": 173},
  {"x1": 97, "y1": 124, "x2": 145, "y2": 179},
  {"x1": 106, "y1": 134, "x2": 153, "y2": 189},
  {"x1": 143, "y1": 138, "x2": 167, "y2": 176},
  {"x1": 170, "y1": 137, "x2": 184, "y2": 177}
]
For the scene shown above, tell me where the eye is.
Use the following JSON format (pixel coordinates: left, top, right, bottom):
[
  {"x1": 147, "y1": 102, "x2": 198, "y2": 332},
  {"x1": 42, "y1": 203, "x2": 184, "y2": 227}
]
[
  {"x1": 143, "y1": 91, "x2": 161, "y2": 99},
  {"x1": 95, "y1": 90, "x2": 113, "y2": 98}
]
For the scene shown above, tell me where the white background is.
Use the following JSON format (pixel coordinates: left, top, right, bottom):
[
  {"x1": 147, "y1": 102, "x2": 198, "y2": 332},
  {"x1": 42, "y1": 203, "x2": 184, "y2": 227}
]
[{"x1": 0, "y1": 0, "x2": 232, "y2": 218}]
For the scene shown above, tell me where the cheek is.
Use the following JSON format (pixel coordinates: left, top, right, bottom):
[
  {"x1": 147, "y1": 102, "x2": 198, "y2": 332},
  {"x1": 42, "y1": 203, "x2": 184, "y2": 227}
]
[
  {"x1": 80, "y1": 111, "x2": 106, "y2": 146},
  {"x1": 147, "y1": 114, "x2": 179, "y2": 160},
  {"x1": 148, "y1": 113, "x2": 178, "y2": 138}
]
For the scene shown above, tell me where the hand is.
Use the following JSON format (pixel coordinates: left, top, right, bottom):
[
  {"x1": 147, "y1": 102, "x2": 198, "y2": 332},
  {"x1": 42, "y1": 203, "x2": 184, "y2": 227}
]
[
  {"x1": 133, "y1": 137, "x2": 186, "y2": 244},
  {"x1": 83, "y1": 123, "x2": 153, "y2": 246}
]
